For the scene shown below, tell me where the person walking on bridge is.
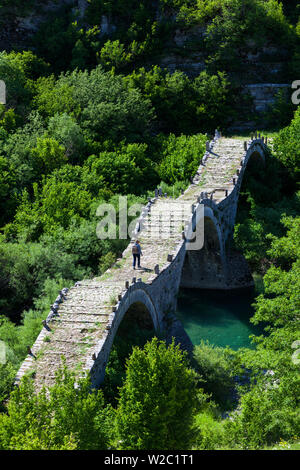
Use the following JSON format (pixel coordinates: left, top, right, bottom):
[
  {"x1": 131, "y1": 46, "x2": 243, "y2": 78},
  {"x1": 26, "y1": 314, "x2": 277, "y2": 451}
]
[{"x1": 132, "y1": 240, "x2": 142, "y2": 269}]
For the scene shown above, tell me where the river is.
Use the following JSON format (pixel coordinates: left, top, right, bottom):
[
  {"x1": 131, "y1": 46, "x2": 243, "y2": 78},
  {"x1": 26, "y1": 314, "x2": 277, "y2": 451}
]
[{"x1": 176, "y1": 287, "x2": 264, "y2": 350}]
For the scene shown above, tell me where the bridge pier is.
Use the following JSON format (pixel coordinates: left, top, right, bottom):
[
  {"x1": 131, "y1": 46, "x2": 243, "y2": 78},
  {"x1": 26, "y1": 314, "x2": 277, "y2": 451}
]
[
  {"x1": 180, "y1": 243, "x2": 253, "y2": 290},
  {"x1": 179, "y1": 197, "x2": 255, "y2": 290}
]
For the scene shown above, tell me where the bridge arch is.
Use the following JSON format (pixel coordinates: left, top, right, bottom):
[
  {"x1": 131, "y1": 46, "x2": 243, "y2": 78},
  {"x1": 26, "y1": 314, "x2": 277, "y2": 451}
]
[
  {"x1": 227, "y1": 139, "x2": 266, "y2": 235},
  {"x1": 114, "y1": 286, "x2": 160, "y2": 333},
  {"x1": 246, "y1": 140, "x2": 266, "y2": 165},
  {"x1": 238, "y1": 140, "x2": 266, "y2": 195},
  {"x1": 89, "y1": 284, "x2": 160, "y2": 388}
]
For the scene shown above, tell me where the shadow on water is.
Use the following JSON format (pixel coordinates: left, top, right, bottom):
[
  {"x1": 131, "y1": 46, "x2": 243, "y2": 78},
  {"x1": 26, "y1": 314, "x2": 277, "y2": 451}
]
[{"x1": 176, "y1": 287, "x2": 265, "y2": 350}]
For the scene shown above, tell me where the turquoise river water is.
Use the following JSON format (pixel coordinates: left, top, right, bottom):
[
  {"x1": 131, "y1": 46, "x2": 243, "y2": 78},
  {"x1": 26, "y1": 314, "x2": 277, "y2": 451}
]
[{"x1": 176, "y1": 288, "x2": 264, "y2": 350}]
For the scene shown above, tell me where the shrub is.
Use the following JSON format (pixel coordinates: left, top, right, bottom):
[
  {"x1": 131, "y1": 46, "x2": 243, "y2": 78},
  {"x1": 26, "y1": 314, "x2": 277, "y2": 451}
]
[
  {"x1": 193, "y1": 341, "x2": 235, "y2": 408},
  {"x1": 115, "y1": 338, "x2": 198, "y2": 450},
  {"x1": 0, "y1": 52, "x2": 32, "y2": 112},
  {"x1": 47, "y1": 113, "x2": 86, "y2": 164},
  {"x1": 223, "y1": 372, "x2": 300, "y2": 449},
  {"x1": 30, "y1": 137, "x2": 67, "y2": 177},
  {"x1": 205, "y1": 0, "x2": 295, "y2": 77},
  {"x1": 0, "y1": 238, "x2": 84, "y2": 319},
  {"x1": 126, "y1": 67, "x2": 231, "y2": 134},
  {"x1": 84, "y1": 143, "x2": 156, "y2": 195},
  {"x1": 273, "y1": 107, "x2": 300, "y2": 180},
  {"x1": 158, "y1": 133, "x2": 206, "y2": 184},
  {"x1": 193, "y1": 409, "x2": 225, "y2": 450},
  {"x1": 34, "y1": 66, "x2": 154, "y2": 143},
  {"x1": 0, "y1": 366, "x2": 113, "y2": 450}
]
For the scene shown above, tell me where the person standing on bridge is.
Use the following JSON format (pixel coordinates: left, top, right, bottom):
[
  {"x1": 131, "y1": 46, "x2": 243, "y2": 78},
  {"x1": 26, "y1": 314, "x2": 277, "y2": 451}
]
[{"x1": 132, "y1": 240, "x2": 142, "y2": 269}]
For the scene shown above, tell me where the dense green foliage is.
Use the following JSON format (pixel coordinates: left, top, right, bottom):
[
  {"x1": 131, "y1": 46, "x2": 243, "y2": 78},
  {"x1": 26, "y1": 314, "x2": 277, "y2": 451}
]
[
  {"x1": 193, "y1": 341, "x2": 235, "y2": 409},
  {"x1": 234, "y1": 108, "x2": 300, "y2": 273},
  {"x1": 223, "y1": 372, "x2": 300, "y2": 449},
  {"x1": 115, "y1": 338, "x2": 199, "y2": 450},
  {"x1": 226, "y1": 111, "x2": 300, "y2": 449},
  {"x1": 0, "y1": 339, "x2": 202, "y2": 450},
  {"x1": 273, "y1": 107, "x2": 300, "y2": 181},
  {"x1": 0, "y1": 0, "x2": 299, "y2": 451},
  {"x1": 0, "y1": 365, "x2": 112, "y2": 450},
  {"x1": 125, "y1": 67, "x2": 237, "y2": 134}
]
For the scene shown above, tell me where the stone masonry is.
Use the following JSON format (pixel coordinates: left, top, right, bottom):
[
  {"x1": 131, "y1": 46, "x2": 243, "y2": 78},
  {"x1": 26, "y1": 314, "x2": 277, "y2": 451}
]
[{"x1": 15, "y1": 135, "x2": 267, "y2": 390}]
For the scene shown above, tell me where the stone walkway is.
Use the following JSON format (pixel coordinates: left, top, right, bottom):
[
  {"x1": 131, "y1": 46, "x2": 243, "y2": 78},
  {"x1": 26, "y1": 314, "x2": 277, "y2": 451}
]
[{"x1": 15, "y1": 135, "x2": 261, "y2": 390}]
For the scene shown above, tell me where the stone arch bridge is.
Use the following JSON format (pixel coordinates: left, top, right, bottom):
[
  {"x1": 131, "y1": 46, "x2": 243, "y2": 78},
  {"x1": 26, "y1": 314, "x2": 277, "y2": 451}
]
[{"x1": 16, "y1": 134, "x2": 268, "y2": 390}]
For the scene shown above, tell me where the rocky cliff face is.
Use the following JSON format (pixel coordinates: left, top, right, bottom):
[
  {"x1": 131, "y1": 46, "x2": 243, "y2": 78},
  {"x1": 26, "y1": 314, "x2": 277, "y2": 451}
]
[
  {"x1": 153, "y1": 25, "x2": 291, "y2": 116},
  {"x1": 0, "y1": 2, "x2": 291, "y2": 118},
  {"x1": 0, "y1": 0, "x2": 76, "y2": 51},
  {"x1": 245, "y1": 83, "x2": 290, "y2": 112}
]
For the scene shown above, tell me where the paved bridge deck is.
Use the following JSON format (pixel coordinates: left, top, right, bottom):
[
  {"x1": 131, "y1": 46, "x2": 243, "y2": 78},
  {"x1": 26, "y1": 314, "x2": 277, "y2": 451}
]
[{"x1": 16, "y1": 135, "x2": 267, "y2": 390}]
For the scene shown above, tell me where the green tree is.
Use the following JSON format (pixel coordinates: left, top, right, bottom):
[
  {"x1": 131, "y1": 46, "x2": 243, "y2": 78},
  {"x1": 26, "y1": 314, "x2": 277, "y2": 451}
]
[
  {"x1": 126, "y1": 67, "x2": 233, "y2": 134},
  {"x1": 205, "y1": 0, "x2": 295, "y2": 77},
  {"x1": 0, "y1": 237, "x2": 84, "y2": 319},
  {"x1": 0, "y1": 363, "x2": 16, "y2": 412},
  {"x1": 273, "y1": 107, "x2": 300, "y2": 180},
  {"x1": 84, "y1": 143, "x2": 157, "y2": 194},
  {"x1": 115, "y1": 338, "x2": 198, "y2": 450},
  {"x1": 0, "y1": 111, "x2": 46, "y2": 191},
  {"x1": 193, "y1": 341, "x2": 235, "y2": 408},
  {"x1": 126, "y1": 66, "x2": 194, "y2": 134},
  {"x1": 34, "y1": 66, "x2": 154, "y2": 143},
  {"x1": 32, "y1": 11, "x2": 79, "y2": 72},
  {"x1": 0, "y1": 51, "x2": 32, "y2": 112},
  {"x1": 6, "y1": 50, "x2": 50, "y2": 80},
  {"x1": 252, "y1": 216, "x2": 300, "y2": 328},
  {"x1": 0, "y1": 366, "x2": 112, "y2": 450},
  {"x1": 158, "y1": 133, "x2": 206, "y2": 184},
  {"x1": 10, "y1": 177, "x2": 94, "y2": 239},
  {"x1": 30, "y1": 137, "x2": 67, "y2": 177},
  {"x1": 0, "y1": 156, "x2": 17, "y2": 226},
  {"x1": 47, "y1": 113, "x2": 86, "y2": 164},
  {"x1": 98, "y1": 40, "x2": 130, "y2": 71},
  {"x1": 223, "y1": 372, "x2": 300, "y2": 449}
]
